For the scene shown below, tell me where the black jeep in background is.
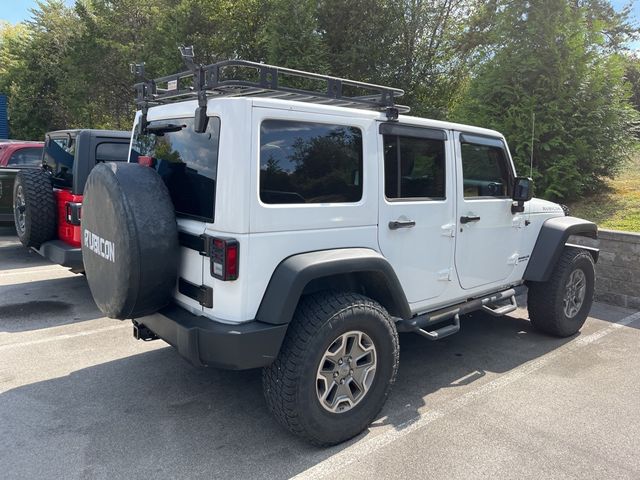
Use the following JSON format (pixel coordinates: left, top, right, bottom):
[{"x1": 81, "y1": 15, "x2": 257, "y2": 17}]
[{"x1": 13, "y1": 129, "x2": 130, "y2": 271}]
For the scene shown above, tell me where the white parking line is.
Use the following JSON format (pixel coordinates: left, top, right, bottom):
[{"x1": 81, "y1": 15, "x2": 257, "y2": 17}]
[
  {"x1": 0, "y1": 266, "x2": 63, "y2": 277},
  {"x1": 0, "y1": 266, "x2": 77, "y2": 286},
  {"x1": 0, "y1": 324, "x2": 130, "y2": 352},
  {"x1": 293, "y1": 311, "x2": 640, "y2": 480}
]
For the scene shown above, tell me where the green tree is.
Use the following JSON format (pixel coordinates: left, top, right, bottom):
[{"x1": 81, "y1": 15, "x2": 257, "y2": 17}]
[
  {"x1": 455, "y1": 0, "x2": 638, "y2": 200},
  {"x1": 1, "y1": 1, "x2": 81, "y2": 139}
]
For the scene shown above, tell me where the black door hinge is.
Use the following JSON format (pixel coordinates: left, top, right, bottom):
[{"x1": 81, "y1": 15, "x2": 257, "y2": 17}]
[
  {"x1": 178, "y1": 277, "x2": 213, "y2": 308},
  {"x1": 178, "y1": 231, "x2": 213, "y2": 257}
]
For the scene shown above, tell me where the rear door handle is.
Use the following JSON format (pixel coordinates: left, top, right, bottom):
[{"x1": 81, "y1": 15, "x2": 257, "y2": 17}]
[
  {"x1": 389, "y1": 220, "x2": 416, "y2": 230},
  {"x1": 460, "y1": 215, "x2": 481, "y2": 224}
]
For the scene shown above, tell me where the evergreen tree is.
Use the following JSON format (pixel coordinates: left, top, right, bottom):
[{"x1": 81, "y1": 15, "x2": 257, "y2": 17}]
[{"x1": 455, "y1": 0, "x2": 638, "y2": 200}]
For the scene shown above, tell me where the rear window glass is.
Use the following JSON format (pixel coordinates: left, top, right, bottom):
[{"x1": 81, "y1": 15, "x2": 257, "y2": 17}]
[
  {"x1": 130, "y1": 117, "x2": 220, "y2": 222},
  {"x1": 259, "y1": 120, "x2": 363, "y2": 204},
  {"x1": 96, "y1": 142, "x2": 129, "y2": 163},
  {"x1": 8, "y1": 147, "x2": 43, "y2": 167},
  {"x1": 44, "y1": 137, "x2": 75, "y2": 188}
]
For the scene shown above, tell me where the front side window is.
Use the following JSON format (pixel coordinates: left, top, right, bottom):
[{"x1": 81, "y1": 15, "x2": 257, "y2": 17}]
[
  {"x1": 130, "y1": 117, "x2": 220, "y2": 222},
  {"x1": 260, "y1": 120, "x2": 363, "y2": 204},
  {"x1": 383, "y1": 135, "x2": 446, "y2": 200},
  {"x1": 461, "y1": 139, "x2": 512, "y2": 198},
  {"x1": 8, "y1": 147, "x2": 43, "y2": 167}
]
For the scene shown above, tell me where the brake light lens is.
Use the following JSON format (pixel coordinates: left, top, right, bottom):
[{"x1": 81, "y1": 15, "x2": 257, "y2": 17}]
[
  {"x1": 65, "y1": 202, "x2": 82, "y2": 225},
  {"x1": 138, "y1": 155, "x2": 155, "y2": 167},
  {"x1": 211, "y1": 237, "x2": 239, "y2": 281}
]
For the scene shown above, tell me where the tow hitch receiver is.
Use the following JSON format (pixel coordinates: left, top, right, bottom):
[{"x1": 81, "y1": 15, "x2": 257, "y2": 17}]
[{"x1": 132, "y1": 321, "x2": 158, "y2": 341}]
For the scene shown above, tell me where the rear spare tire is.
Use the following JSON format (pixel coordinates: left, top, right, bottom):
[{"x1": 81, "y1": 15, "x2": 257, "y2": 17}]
[
  {"x1": 81, "y1": 162, "x2": 179, "y2": 319},
  {"x1": 13, "y1": 169, "x2": 56, "y2": 248}
]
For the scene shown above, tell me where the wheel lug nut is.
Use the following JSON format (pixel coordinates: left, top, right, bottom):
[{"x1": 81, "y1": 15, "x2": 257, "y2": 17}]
[
  {"x1": 338, "y1": 359, "x2": 343, "y2": 365},
  {"x1": 350, "y1": 369, "x2": 353, "y2": 374},
  {"x1": 340, "y1": 379, "x2": 344, "y2": 384},
  {"x1": 333, "y1": 372, "x2": 338, "y2": 378}
]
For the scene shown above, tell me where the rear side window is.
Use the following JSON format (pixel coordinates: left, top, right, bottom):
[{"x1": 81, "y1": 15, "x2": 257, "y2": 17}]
[
  {"x1": 383, "y1": 135, "x2": 446, "y2": 200},
  {"x1": 8, "y1": 147, "x2": 42, "y2": 166},
  {"x1": 130, "y1": 117, "x2": 220, "y2": 222},
  {"x1": 260, "y1": 120, "x2": 363, "y2": 204},
  {"x1": 96, "y1": 142, "x2": 129, "y2": 163},
  {"x1": 461, "y1": 140, "x2": 512, "y2": 198}
]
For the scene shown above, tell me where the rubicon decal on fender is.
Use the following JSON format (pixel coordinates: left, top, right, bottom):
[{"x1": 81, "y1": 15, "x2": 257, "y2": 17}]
[{"x1": 83, "y1": 228, "x2": 115, "y2": 263}]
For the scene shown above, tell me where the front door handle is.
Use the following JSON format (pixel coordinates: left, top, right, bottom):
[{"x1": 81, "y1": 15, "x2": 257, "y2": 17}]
[
  {"x1": 389, "y1": 220, "x2": 416, "y2": 230},
  {"x1": 460, "y1": 215, "x2": 481, "y2": 224}
]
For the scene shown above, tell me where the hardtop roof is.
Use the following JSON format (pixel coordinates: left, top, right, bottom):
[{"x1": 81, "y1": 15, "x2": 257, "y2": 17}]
[
  {"x1": 46, "y1": 129, "x2": 130, "y2": 139},
  {"x1": 142, "y1": 96, "x2": 505, "y2": 140}
]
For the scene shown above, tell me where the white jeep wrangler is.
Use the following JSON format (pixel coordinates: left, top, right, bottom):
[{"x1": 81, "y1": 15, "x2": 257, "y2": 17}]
[{"x1": 80, "y1": 57, "x2": 598, "y2": 446}]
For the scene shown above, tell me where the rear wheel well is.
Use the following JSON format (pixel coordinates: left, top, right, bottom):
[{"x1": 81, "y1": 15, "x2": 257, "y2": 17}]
[{"x1": 302, "y1": 272, "x2": 405, "y2": 319}]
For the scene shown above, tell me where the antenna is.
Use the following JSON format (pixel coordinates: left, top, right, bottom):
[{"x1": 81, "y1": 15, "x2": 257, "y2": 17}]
[{"x1": 530, "y1": 111, "x2": 535, "y2": 178}]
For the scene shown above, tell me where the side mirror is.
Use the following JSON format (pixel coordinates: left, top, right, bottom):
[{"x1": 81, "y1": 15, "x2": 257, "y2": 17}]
[
  {"x1": 512, "y1": 177, "x2": 533, "y2": 213},
  {"x1": 513, "y1": 176, "x2": 533, "y2": 202}
]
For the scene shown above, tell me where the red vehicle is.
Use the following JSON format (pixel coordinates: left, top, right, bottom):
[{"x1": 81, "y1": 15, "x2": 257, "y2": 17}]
[
  {"x1": 13, "y1": 130, "x2": 130, "y2": 271},
  {"x1": 0, "y1": 141, "x2": 44, "y2": 222}
]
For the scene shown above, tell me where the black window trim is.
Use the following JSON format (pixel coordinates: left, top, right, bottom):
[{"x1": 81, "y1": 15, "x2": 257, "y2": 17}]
[
  {"x1": 381, "y1": 131, "x2": 448, "y2": 203},
  {"x1": 379, "y1": 123, "x2": 447, "y2": 141},
  {"x1": 459, "y1": 132, "x2": 514, "y2": 201},
  {"x1": 258, "y1": 118, "x2": 365, "y2": 206}
]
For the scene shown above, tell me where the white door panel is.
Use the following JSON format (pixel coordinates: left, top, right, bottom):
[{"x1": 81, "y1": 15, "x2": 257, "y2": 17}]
[
  {"x1": 174, "y1": 218, "x2": 206, "y2": 314},
  {"x1": 453, "y1": 132, "x2": 522, "y2": 290},
  {"x1": 377, "y1": 126, "x2": 455, "y2": 304}
]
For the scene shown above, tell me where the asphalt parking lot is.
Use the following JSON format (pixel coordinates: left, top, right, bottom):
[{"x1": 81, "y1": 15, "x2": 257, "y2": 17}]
[{"x1": 1, "y1": 224, "x2": 640, "y2": 480}]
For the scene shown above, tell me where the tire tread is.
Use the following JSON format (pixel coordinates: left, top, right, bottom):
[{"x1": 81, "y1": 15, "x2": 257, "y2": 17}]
[
  {"x1": 527, "y1": 247, "x2": 595, "y2": 337},
  {"x1": 263, "y1": 291, "x2": 399, "y2": 445},
  {"x1": 14, "y1": 169, "x2": 56, "y2": 248}
]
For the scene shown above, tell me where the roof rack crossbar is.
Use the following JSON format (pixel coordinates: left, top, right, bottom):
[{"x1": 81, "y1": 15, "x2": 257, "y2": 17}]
[{"x1": 135, "y1": 59, "x2": 409, "y2": 113}]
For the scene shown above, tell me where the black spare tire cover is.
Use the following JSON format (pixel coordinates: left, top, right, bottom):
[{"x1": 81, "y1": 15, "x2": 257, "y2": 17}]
[{"x1": 82, "y1": 162, "x2": 179, "y2": 319}]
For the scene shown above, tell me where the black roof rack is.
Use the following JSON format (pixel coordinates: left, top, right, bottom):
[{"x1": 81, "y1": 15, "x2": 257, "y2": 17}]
[{"x1": 133, "y1": 58, "x2": 409, "y2": 115}]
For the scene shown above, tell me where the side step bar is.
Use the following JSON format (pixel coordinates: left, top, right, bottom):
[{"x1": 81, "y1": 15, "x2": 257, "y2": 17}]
[{"x1": 396, "y1": 288, "x2": 518, "y2": 341}]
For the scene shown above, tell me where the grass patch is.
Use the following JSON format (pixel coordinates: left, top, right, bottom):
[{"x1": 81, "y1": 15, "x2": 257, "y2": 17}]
[{"x1": 568, "y1": 155, "x2": 640, "y2": 233}]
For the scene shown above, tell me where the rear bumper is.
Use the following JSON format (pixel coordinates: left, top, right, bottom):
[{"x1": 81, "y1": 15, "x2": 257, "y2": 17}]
[
  {"x1": 135, "y1": 303, "x2": 289, "y2": 370},
  {"x1": 36, "y1": 240, "x2": 83, "y2": 271}
]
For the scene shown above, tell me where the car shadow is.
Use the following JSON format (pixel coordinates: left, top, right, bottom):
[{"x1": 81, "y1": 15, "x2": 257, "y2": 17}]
[
  {"x1": 2, "y1": 307, "x2": 615, "y2": 480},
  {"x1": 0, "y1": 238, "x2": 62, "y2": 271},
  {"x1": 0, "y1": 275, "x2": 102, "y2": 332}
]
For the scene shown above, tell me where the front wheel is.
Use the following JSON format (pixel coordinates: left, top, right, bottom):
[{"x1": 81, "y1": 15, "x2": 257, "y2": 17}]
[
  {"x1": 263, "y1": 291, "x2": 399, "y2": 446},
  {"x1": 527, "y1": 248, "x2": 596, "y2": 337}
]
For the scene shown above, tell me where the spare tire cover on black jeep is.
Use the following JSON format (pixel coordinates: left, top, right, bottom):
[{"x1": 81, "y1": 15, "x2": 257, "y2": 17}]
[{"x1": 81, "y1": 162, "x2": 179, "y2": 319}]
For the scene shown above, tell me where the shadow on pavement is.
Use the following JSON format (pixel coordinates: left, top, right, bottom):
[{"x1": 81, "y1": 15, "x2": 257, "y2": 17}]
[
  {"x1": 586, "y1": 301, "x2": 639, "y2": 329},
  {"x1": 0, "y1": 275, "x2": 102, "y2": 332},
  {"x1": 1, "y1": 309, "x2": 595, "y2": 480},
  {"x1": 0, "y1": 239, "x2": 60, "y2": 271}
]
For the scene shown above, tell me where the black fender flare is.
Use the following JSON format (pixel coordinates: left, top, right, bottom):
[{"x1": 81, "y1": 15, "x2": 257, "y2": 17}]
[
  {"x1": 524, "y1": 216, "x2": 598, "y2": 282},
  {"x1": 255, "y1": 248, "x2": 411, "y2": 325}
]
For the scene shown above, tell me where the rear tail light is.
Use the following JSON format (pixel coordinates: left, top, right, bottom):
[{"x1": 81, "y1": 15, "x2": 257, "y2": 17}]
[
  {"x1": 210, "y1": 237, "x2": 239, "y2": 281},
  {"x1": 65, "y1": 202, "x2": 82, "y2": 225},
  {"x1": 138, "y1": 155, "x2": 155, "y2": 167}
]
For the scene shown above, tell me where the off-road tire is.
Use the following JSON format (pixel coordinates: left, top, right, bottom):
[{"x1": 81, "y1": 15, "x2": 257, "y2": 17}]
[
  {"x1": 263, "y1": 291, "x2": 399, "y2": 446},
  {"x1": 527, "y1": 248, "x2": 595, "y2": 337},
  {"x1": 13, "y1": 169, "x2": 56, "y2": 249}
]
